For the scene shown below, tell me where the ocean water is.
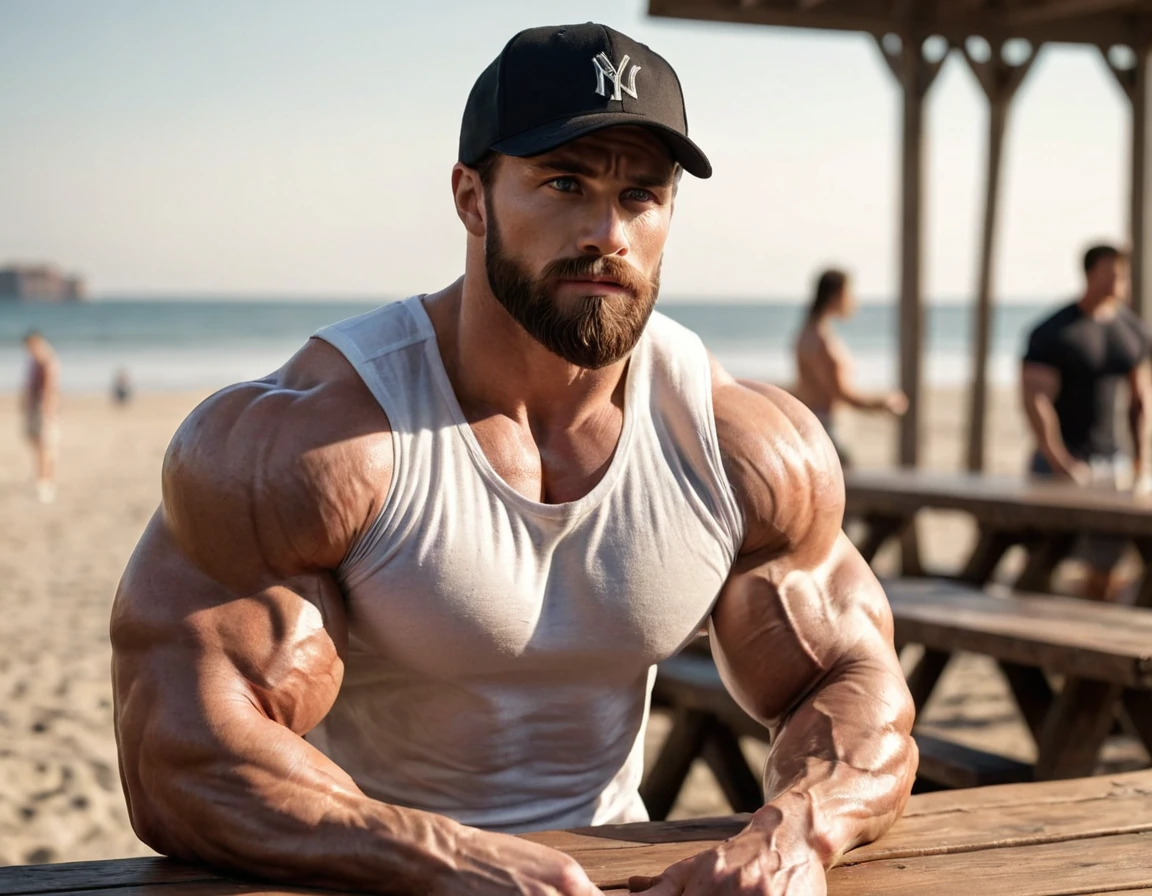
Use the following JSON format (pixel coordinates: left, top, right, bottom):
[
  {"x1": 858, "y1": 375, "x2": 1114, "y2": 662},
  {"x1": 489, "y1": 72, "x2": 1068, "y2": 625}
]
[{"x1": 0, "y1": 298, "x2": 1052, "y2": 395}]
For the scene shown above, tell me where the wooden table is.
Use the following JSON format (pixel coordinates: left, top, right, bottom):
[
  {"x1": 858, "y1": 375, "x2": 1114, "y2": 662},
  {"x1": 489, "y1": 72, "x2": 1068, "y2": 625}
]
[
  {"x1": 4, "y1": 770, "x2": 1152, "y2": 895},
  {"x1": 888, "y1": 578, "x2": 1152, "y2": 779},
  {"x1": 846, "y1": 468, "x2": 1152, "y2": 601}
]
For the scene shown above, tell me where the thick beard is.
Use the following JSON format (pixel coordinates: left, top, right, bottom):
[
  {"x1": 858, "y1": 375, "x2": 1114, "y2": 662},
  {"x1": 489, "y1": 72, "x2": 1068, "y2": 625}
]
[{"x1": 484, "y1": 202, "x2": 660, "y2": 370}]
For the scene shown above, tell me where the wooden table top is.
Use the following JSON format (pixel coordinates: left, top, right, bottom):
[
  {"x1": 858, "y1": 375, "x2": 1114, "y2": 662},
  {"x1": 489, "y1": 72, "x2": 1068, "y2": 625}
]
[
  {"x1": 4, "y1": 770, "x2": 1151, "y2": 895},
  {"x1": 886, "y1": 578, "x2": 1152, "y2": 687},
  {"x1": 845, "y1": 468, "x2": 1152, "y2": 537}
]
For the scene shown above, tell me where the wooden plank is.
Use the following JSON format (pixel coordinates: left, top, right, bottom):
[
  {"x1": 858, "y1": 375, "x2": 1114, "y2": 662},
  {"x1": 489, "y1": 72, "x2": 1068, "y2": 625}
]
[
  {"x1": 885, "y1": 579, "x2": 1152, "y2": 687},
  {"x1": 1002, "y1": 0, "x2": 1132, "y2": 25},
  {"x1": 828, "y1": 831, "x2": 1152, "y2": 896},
  {"x1": 846, "y1": 469, "x2": 1152, "y2": 538},
  {"x1": 849, "y1": 770, "x2": 1152, "y2": 863},
  {"x1": 29, "y1": 885, "x2": 324, "y2": 896},
  {"x1": 536, "y1": 823, "x2": 1152, "y2": 894},
  {"x1": 0, "y1": 859, "x2": 213, "y2": 895},
  {"x1": 648, "y1": 0, "x2": 1152, "y2": 54}
]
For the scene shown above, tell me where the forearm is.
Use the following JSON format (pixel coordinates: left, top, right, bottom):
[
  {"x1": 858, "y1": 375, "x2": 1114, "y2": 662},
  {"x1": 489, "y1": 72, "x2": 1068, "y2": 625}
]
[
  {"x1": 121, "y1": 693, "x2": 462, "y2": 892},
  {"x1": 835, "y1": 385, "x2": 885, "y2": 412},
  {"x1": 1129, "y1": 399, "x2": 1149, "y2": 475},
  {"x1": 1024, "y1": 393, "x2": 1073, "y2": 467},
  {"x1": 751, "y1": 657, "x2": 916, "y2": 868}
]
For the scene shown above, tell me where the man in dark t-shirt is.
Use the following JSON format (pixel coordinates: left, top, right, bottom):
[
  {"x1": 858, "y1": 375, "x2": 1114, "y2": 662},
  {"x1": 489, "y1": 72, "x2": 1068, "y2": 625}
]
[{"x1": 1022, "y1": 243, "x2": 1152, "y2": 600}]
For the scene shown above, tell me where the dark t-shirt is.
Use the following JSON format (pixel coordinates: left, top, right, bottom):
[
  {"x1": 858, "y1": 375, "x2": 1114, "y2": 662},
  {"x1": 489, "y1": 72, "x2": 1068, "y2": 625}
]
[{"x1": 1023, "y1": 302, "x2": 1151, "y2": 459}]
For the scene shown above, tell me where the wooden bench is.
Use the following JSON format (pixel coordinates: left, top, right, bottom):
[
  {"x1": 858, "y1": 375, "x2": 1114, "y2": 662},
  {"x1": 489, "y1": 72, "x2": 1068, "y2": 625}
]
[
  {"x1": 644, "y1": 644, "x2": 1029, "y2": 816},
  {"x1": 644, "y1": 579, "x2": 1152, "y2": 816},
  {"x1": 6, "y1": 769, "x2": 1152, "y2": 895}
]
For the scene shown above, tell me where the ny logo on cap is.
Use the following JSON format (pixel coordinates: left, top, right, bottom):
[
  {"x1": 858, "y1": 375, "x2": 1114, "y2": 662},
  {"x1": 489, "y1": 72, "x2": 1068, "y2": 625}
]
[{"x1": 592, "y1": 52, "x2": 640, "y2": 101}]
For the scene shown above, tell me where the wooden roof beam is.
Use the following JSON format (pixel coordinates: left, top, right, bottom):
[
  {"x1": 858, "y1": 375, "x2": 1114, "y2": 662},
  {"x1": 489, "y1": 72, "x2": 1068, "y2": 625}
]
[{"x1": 1000, "y1": 0, "x2": 1133, "y2": 25}]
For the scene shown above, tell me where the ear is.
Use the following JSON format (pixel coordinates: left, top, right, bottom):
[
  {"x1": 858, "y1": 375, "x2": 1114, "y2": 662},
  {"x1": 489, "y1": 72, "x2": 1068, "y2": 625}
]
[{"x1": 452, "y1": 163, "x2": 486, "y2": 238}]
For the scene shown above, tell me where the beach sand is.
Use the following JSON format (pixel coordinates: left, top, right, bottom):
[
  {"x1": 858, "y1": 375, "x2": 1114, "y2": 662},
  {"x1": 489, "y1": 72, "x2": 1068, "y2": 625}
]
[{"x1": 0, "y1": 385, "x2": 1147, "y2": 865}]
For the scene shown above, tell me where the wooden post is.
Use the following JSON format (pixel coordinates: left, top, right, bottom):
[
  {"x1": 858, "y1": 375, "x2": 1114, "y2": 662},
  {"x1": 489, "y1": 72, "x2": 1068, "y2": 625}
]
[
  {"x1": 962, "y1": 43, "x2": 1038, "y2": 472},
  {"x1": 1134, "y1": 42, "x2": 1151, "y2": 320},
  {"x1": 876, "y1": 34, "x2": 946, "y2": 469},
  {"x1": 1103, "y1": 35, "x2": 1152, "y2": 319}
]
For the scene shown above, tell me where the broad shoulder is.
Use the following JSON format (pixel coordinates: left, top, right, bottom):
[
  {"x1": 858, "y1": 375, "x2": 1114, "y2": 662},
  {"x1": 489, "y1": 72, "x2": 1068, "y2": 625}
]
[
  {"x1": 1029, "y1": 303, "x2": 1079, "y2": 340},
  {"x1": 163, "y1": 337, "x2": 392, "y2": 588},
  {"x1": 710, "y1": 360, "x2": 843, "y2": 557},
  {"x1": 1118, "y1": 304, "x2": 1152, "y2": 341},
  {"x1": 795, "y1": 323, "x2": 844, "y2": 363}
]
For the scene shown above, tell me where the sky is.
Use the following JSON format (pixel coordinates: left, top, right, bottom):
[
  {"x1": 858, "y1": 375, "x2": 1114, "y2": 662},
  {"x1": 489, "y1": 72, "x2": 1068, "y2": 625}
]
[{"x1": 0, "y1": 0, "x2": 1135, "y2": 302}]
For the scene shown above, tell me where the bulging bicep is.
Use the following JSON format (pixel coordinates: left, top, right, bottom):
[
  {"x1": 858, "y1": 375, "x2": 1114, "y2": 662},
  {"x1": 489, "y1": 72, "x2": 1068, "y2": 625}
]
[
  {"x1": 710, "y1": 532, "x2": 891, "y2": 727},
  {"x1": 112, "y1": 510, "x2": 348, "y2": 742}
]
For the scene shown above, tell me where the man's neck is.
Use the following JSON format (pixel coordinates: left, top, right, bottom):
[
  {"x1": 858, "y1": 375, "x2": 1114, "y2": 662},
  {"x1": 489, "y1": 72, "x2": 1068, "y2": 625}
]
[
  {"x1": 1078, "y1": 291, "x2": 1119, "y2": 320},
  {"x1": 424, "y1": 276, "x2": 629, "y2": 432}
]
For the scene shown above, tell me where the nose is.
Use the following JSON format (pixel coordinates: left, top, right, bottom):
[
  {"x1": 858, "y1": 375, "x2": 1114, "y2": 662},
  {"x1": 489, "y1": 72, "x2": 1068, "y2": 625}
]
[{"x1": 577, "y1": 199, "x2": 629, "y2": 257}]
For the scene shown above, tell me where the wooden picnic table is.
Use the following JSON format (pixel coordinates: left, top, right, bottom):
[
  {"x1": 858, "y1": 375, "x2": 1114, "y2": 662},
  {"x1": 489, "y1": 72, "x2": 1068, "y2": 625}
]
[
  {"x1": 888, "y1": 578, "x2": 1152, "y2": 780},
  {"x1": 845, "y1": 468, "x2": 1152, "y2": 601},
  {"x1": 3, "y1": 769, "x2": 1152, "y2": 895}
]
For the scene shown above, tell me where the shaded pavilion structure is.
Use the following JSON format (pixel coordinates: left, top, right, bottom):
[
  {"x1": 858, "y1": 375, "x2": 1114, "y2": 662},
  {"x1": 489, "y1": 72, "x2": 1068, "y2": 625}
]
[{"x1": 651, "y1": 0, "x2": 1152, "y2": 471}]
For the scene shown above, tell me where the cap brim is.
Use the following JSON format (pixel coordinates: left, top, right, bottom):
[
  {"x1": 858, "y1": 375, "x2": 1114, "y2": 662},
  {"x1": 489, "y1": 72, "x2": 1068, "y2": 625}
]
[{"x1": 490, "y1": 112, "x2": 712, "y2": 179}]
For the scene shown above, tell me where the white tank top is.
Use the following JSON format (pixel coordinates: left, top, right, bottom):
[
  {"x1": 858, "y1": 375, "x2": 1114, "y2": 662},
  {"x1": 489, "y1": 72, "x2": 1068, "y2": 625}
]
[{"x1": 307, "y1": 296, "x2": 744, "y2": 833}]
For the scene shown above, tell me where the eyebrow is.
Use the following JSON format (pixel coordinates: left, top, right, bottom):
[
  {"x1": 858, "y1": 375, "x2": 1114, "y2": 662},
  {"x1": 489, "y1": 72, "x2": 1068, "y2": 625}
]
[{"x1": 530, "y1": 157, "x2": 676, "y2": 189}]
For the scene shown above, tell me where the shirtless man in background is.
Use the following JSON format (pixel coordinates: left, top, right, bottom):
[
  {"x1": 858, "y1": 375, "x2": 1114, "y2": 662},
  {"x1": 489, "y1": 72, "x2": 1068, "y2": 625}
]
[
  {"x1": 112, "y1": 24, "x2": 916, "y2": 896},
  {"x1": 793, "y1": 269, "x2": 907, "y2": 467},
  {"x1": 22, "y1": 330, "x2": 60, "y2": 502}
]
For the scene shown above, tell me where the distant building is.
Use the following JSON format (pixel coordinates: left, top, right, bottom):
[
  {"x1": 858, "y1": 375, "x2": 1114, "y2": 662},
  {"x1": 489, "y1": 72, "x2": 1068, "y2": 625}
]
[{"x1": 0, "y1": 263, "x2": 86, "y2": 302}]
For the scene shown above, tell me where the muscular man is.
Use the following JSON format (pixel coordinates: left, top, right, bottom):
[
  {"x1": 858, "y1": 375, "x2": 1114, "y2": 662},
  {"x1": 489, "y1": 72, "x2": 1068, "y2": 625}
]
[
  {"x1": 112, "y1": 25, "x2": 916, "y2": 896},
  {"x1": 793, "y1": 269, "x2": 907, "y2": 467},
  {"x1": 1022, "y1": 244, "x2": 1152, "y2": 601},
  {"x1": 22, "y1": 330, "x2": 60, "y2": 503}
]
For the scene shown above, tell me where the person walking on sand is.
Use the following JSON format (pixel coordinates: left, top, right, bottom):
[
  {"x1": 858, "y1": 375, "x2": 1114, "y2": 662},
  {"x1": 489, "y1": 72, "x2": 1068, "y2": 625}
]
[
  {"x1": 1022, "y1": 243, "x2": 1152, "y2": 602},
  {"x1": 21, "y1": 331, "x2": 60, "y2": 503},
  {"x1": 793, "y1": 268, "x2": 908, "y2": 467},
  {"x1": 112, "y1": 24, "x2": 916, "y2": 896}
]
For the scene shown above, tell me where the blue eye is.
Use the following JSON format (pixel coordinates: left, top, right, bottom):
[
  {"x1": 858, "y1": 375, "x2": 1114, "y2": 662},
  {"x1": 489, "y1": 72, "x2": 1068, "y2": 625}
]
[
  {"x1": 624, "y1": 188, "x2": 654, "y2": 202},
  {"x1": 549, "y1": 177, "x2": 579, "y2": 192}
]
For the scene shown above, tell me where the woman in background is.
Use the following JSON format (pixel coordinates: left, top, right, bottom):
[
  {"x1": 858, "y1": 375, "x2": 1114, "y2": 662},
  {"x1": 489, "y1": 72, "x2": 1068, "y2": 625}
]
[{"x1": 793, "y1": 268, "x2": 907, "y2": 468}]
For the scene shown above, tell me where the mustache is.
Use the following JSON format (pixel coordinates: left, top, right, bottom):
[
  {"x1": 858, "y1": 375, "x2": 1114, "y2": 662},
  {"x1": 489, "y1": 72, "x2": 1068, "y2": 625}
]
[{"x1": 541, "y1": 255, "x2": 650, "y2": 296}]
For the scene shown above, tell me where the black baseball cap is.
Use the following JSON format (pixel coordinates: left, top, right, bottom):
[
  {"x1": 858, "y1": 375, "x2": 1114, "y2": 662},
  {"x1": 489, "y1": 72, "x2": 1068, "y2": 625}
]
[{"x1": 459, "y1": 23, "x2": 712, "y2": 179}]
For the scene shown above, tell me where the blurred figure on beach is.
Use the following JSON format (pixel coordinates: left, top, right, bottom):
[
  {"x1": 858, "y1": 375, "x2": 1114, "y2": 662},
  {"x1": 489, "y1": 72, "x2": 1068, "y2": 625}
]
[
  {"x1": 793, "y1": 268, "x2": 908, "y2": 467},
  {"x1": 1022, "y1": 243, "x2": 1152, "y2": 601},
  {"x1": 112, "y1": 369, "x2": 132, "y2": 407},
  {"x1": 21, "y1": 331, "x2": 60, "y2": 503}
]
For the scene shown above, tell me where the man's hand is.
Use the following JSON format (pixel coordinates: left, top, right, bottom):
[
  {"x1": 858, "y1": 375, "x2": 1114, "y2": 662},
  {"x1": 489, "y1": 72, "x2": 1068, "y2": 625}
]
[
  {"x1": 883, "y1": 390, "x2": 908, "y2": 416},
  {"x1": 1051, "y1": 456, "x2": 1091, "y2": 485},
  {"x1": 628, "y1": 823, "x2": 824, "y2": 896},
  {"x1": 451, "y1": 829, "x2": 604, "y2": 896}
]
